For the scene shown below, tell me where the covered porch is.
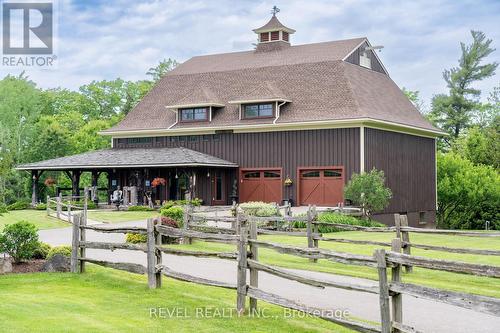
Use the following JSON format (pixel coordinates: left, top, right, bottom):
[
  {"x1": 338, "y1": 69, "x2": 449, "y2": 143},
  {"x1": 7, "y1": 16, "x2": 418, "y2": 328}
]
[{"x1": 16, "y1": 147, "x2": 239, "y2": 207}]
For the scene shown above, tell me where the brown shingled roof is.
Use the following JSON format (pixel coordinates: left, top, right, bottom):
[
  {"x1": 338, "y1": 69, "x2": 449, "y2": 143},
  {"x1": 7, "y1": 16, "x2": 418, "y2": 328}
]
[
  {"x1": 103, "y1": 38, "x2": 440, "y2": 134},
  {"x1": 253, "y1": 15, "x2": 296, "y2": 33}
]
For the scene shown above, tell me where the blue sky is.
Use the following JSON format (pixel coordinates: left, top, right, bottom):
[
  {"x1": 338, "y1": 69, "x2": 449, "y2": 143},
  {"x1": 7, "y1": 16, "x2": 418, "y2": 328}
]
[{"x1": 1, "y1": 0, "x2": 500, "y2": 109}]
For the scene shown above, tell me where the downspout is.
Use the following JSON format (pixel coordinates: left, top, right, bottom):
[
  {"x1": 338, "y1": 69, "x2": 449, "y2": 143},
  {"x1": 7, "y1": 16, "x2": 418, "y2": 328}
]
[
  {"x1": 167, "y1": 108, "x2": 178, "y2": 129},
  {"x1": 273, "y1": 100, "x2": 286, "y2": 124}
]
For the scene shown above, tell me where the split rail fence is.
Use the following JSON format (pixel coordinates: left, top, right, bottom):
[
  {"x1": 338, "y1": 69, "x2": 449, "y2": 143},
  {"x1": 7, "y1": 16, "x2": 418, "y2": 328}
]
[
  {"x1": 70, "y1": 208, "x2": 500, "y2": 333},
  {"x1": 46, "y1": 190, "x2": 89, "y2": 224}
]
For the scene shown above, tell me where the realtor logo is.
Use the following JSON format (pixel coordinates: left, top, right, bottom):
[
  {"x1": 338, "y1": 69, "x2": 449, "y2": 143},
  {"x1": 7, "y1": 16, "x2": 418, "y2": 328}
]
[{"x1": 1, "y1": 1, "x2": 57, "y2": 67}]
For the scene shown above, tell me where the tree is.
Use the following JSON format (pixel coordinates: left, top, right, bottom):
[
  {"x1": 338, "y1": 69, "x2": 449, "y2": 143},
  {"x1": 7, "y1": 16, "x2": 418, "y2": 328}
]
[
  {"x1": 146, "y1": 58, "x2": 179, "y2": 82},
  {"x1": 344, "y1": 169, "x2": 392, "y2": 218},
  {"x1": 402, "y1": 87, "x2": 425, "y2": 113},
  {"x1": 429, "y1": 31, "x2": 498, "y2": 139},
  {"x1": 452, "y1": 124, "x2": 499, "y2": 168},
  {"x1": 436, "y1": 152, "x2": 499, "y2": 229}
]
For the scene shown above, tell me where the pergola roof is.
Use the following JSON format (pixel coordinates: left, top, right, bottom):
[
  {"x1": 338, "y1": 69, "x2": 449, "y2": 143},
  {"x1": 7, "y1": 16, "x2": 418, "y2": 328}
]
[{"x1": 16, "y1": 147, "x2": 238, "y2": 170}]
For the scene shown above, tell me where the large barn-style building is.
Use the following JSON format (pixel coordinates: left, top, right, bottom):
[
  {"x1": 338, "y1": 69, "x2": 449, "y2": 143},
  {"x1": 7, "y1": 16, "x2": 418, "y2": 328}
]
[{"x1": 17, "y1": 13, "x2": 444, "y2": 227}]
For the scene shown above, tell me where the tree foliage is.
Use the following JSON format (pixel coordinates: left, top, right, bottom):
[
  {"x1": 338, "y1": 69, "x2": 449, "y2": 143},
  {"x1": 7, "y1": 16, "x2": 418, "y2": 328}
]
[
  {"x1": 344, "y1": 169, "x2": 392, "y2": 218},
  {"x1": 0, "y1": 59, "x2": 177, "y2": 204},
  {"x1": 436, "y1": 153, "x2": 499, "y2": 230},
  {"x1": 429, "y1": 31, "x2": 498, "y2": 139}
]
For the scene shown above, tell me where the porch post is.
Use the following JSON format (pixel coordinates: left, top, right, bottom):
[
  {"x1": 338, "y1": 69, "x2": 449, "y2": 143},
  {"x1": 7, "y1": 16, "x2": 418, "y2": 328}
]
[
  {"x1": 31, "y1": 170, "x2": 40, "y2": 207},
  {"x1": 91, "y1": 170, "x2": 99, "y2": 204},
  {"x1": 71, "y1": 170, "x2": 81, "y2": 199}
]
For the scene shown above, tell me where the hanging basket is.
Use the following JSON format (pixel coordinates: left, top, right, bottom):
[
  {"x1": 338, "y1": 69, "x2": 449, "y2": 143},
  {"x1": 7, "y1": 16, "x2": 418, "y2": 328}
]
[{"x1": 152, "y1": 177, "x2": 166, "y2": 187}]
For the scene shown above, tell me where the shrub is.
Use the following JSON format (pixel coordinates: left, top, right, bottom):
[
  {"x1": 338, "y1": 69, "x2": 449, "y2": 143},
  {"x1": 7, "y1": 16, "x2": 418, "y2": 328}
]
[
  {"x1": 35, "y1": 203, "x2": 47, "y2": 210},
  {"x1": 0, "y1": 221, "x2": 39, "y2": 263},
  {"x1": 0, "y1": 204, "x2": 8, "y2": 214},
  {"x1": 156, "y1": 216, "x2": 179, "y2": 228},
  {"x1": 47, "y1": 245, "x2": 72, "y2": 259},
  {"x1": 239, "y1": 201, "x2": 280, "y2": 217},
  {"x1": 344, "y1": 168, "x2": 392, "y2": 218},
  {"x1": 127, "y1": 205, "x2": 156, "y2": 212},
  {"x1": 32, "y1": 242, "x2": 52, "y2": 259},
  {"x1": 155, "y1": 216, "x2": 180, "y2": 244},
  {"x1": 161, "y1": 199, "x2": 202, "y2": 209},
  {"x1": 292, "y1": 212, "x2": 385, "y2": 233},
  {"x1": 6, "y1": 201, "x2": 30, "y2": 211},
  {"x1": 317, "y1": 212, "x2": 385, "y2": 233},
  {"x1": 160, "y1": 206, "x2": 184, "y2": 226},
  {"x1": 126, "y1": 233, "x2": 147, "y2": 244}
]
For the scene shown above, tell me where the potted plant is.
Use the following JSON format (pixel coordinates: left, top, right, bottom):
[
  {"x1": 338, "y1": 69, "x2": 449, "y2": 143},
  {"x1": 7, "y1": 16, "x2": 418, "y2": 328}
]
[{"x1": 44, "y1": 178, "x2": 56, "y2": 187}]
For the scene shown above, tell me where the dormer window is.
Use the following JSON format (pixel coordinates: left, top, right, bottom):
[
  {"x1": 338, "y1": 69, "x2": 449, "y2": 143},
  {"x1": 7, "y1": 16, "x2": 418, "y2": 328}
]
[
  {"x1": 243, "y1": 103, "x2": 274, "y2": 119},
  {"x1": 180, "y1": 107, "x2": 208, "y2": 122}
]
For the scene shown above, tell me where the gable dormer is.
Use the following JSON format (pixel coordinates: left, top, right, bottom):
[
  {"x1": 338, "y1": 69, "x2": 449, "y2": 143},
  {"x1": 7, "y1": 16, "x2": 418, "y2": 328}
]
[
  {"x1": 253, "y1": 9, "x2": 295, "y2": 52},
  {"x1": 166, "y1": 87, "x2": 224, "y2": 124}
]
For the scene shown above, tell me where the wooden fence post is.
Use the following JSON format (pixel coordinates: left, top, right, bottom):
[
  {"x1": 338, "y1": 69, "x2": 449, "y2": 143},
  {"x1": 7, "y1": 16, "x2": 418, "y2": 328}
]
[
  {"x1": 147, "y1": 218, "x2": 161, "y2": 288},
  {"x1": 70, "y1": 214, "x2": 81, "y2": 273},
  {"x1": 46, "y1": 195, "x2": 50, "y2": 216},
  {"x1": 391, "y1": 239, "x2": 403, "y2": 332},
  {"x1": 374, "y1": 249, "x2": 391, "y2": 333},
  {"x1": 79, "y1": 214, "x2": 87, "y2": 273},
  {"x1": 183, "y1": 204, "x2": 192, "y2": 244},
  {"x1": 306, "y1": 205, "x2": 316, "y2": 262},
  {"x1": 236, "y1": 209, "x2": 248, "y2": 315},
  {"x1": 312, "y1": 205, "x2": 319, "y2": 249},
  {"x1": 57, "y1": 193, "x2": 62, "y2": 219},
  {"x1": 83, "y1": 187, "x2": 88, "y2": 223},
  {"x1": 67, "y1": 200, "x2": 72, "y2": 223},
  {"x1": 400, "y1": 215, "x2": 412, "y2": 273},
  {"x1": 249, "y1": 219, "x2": 258, "y2": 313}
]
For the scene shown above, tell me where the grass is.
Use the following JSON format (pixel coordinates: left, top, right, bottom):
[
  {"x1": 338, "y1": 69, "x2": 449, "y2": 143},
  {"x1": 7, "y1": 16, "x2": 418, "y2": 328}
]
[
  {"x1": 0, "y1": 265, "x2": 353, "y2": 333},
  {"x1": 169, "y1": 231, "x2": 500, "y2": 298},
  {"x1": 0, "y1": 210, "x2": 67, "y2": 231},
  {"x1": 88, "y1": 210, "x2": 158, "y2": 223}
]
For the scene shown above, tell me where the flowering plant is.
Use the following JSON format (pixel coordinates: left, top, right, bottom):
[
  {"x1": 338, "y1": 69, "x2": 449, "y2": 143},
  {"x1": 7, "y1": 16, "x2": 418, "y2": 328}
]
[
  {"x1": 44, "y1": 178, "x2": 56, "y2": 187},
  {"x1": 151, "y1": 177, "x2": 166, "y2": 187}
]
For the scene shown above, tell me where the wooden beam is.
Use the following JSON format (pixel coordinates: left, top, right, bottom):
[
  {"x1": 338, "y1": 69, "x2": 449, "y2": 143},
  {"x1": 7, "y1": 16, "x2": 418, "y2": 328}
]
[
  {"x1": 389, "y1": 282, "x2": 500, "y2": 317},
  {"x1": 246, "y1": 287, "x2": 381, "y2": 333},
  {"x1": 385, "y1": 251, "x2": 500, "y2": 277},
  {"x1": 80, "y1": 258, "x2": 146, "y2": 274},
  {"x1": 156, "y1": 246, "x2": 237, "y2": 260},
  {"x1": 81, "y1": 225, "x2": 147, "y2": 235},
  {"x1": 156, "y1": 225, "x2": 239, "y2": 243},
  {"x1": 159, "y1": 265, "x2": 236, "y2": 289}
]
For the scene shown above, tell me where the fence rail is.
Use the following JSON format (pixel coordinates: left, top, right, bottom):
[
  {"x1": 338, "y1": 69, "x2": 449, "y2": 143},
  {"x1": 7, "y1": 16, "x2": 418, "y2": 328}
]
[{"x1": 69, "y1": 207, "x2": 500, "y2": 333}]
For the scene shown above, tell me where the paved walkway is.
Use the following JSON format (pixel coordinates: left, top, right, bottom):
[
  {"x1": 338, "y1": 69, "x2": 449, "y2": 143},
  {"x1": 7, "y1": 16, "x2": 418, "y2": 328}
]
[{"x1": 38, "y1": 220, "x2": 500, "y2": 333}]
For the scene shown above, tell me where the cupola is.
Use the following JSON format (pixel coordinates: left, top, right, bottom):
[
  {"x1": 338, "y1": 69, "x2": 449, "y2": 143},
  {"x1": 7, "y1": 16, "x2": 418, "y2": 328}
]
[{"x1": 253, "y1": 6, "x2": 295, "y2": 52}]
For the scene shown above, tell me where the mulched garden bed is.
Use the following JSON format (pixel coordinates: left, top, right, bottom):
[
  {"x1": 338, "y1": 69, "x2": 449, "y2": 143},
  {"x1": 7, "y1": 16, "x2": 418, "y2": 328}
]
[{"x1": 10, "y1": 260, "x2": 47, "y2": 274}]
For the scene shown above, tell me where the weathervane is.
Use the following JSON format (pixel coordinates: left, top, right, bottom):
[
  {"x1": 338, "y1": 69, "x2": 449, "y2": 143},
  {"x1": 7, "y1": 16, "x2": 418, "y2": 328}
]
[{"x1": 271, "y1": 5, "x2": 280, "y2": 16}]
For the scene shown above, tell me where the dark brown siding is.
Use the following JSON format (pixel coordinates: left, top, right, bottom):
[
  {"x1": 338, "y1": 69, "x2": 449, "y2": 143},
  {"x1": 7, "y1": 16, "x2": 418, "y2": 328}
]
[
  {"x1": 344, "y1": 41, "x2": 387, "y2": 75},
  {"x1": 114, "y1": 128, "x2": 360, "y2": 205},
  {"x1": 364, "y1": 128, "x2": 436, "y2": 227}
]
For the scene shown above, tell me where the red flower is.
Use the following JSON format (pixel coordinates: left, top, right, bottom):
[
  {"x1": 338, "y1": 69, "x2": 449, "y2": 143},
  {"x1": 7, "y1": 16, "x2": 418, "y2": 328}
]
[
  {"x1": 151, "y1": 177, "x2": 166, "y2": 187},
  {"x1": 44, "y1": 178, "x2": 56, "y2": 187}
]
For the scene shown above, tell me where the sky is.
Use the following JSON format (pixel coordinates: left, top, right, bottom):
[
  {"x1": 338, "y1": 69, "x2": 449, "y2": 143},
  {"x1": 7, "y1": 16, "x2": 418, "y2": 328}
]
[{"x1": 1, "y1": 0, "x2": 499, "y2": 109}]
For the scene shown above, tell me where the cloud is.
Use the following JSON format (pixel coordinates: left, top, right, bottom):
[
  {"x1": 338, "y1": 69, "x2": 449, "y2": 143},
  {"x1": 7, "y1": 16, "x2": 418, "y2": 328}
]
[{"x1": 1, "y1": 0, "x2": 499, "y2": 106}]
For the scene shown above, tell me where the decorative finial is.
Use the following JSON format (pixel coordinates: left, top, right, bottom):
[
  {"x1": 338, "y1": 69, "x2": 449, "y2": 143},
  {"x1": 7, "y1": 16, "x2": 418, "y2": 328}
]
[{"x1": 271, "y1": 5, "x2": 280, "y2": 16}]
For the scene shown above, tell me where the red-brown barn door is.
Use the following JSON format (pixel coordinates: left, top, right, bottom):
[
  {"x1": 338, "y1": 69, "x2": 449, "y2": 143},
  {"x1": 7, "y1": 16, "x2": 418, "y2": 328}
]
[
  {"x1": 298, "y1": 167, "x2": 344, "y2": 206},
  {"x1": 240, "y1": 169, "x2": 282, "y2": 204}
]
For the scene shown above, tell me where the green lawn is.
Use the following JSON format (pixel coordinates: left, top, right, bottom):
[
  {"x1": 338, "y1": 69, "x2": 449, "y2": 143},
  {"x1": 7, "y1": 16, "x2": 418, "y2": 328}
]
[
  {"x1": 88, "y1": 210, "x2": 158, "y2": 223},
  {"x1": 170, "y1": 231, "x2": 500, "y2": 298},
  {"x1": 0, "y1": 265, "x2": 352, "y2": 333},
  {"x1": 0, "y1": 210, "x2": 68, "y2": 231}
]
